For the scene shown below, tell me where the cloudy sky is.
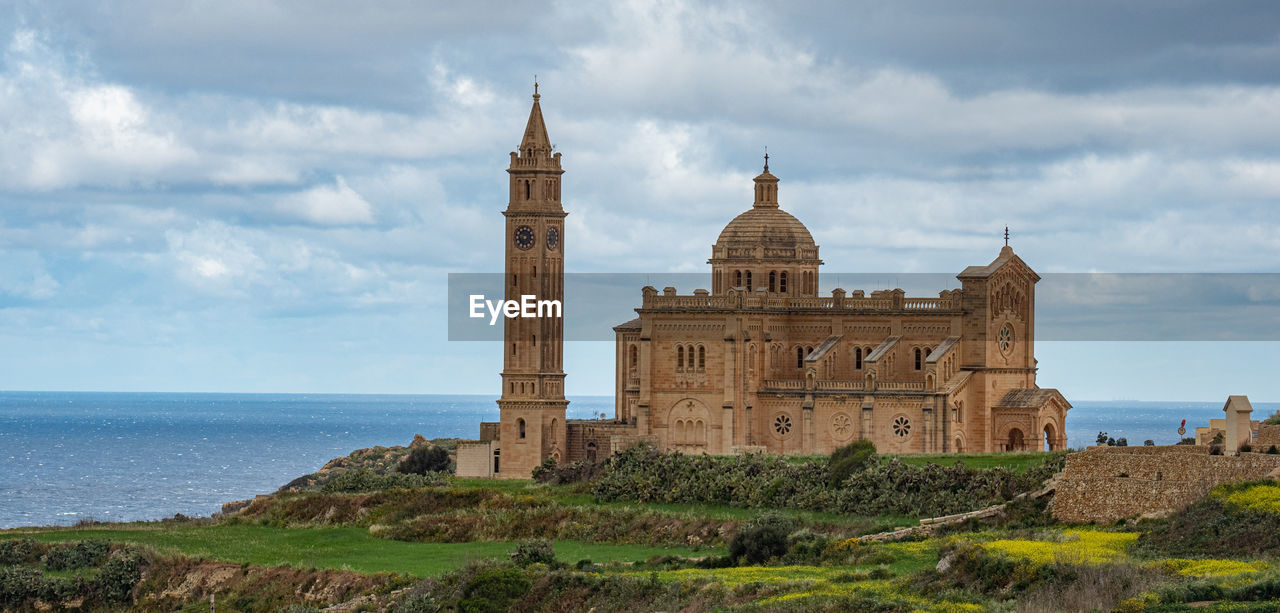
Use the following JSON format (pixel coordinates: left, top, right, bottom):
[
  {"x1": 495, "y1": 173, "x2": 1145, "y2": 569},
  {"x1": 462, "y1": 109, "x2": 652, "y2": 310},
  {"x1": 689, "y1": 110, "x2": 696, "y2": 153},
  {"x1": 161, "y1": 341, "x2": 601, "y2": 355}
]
[{"x1": 2, "y1": 1, "x2": 1279, "y2": 400}]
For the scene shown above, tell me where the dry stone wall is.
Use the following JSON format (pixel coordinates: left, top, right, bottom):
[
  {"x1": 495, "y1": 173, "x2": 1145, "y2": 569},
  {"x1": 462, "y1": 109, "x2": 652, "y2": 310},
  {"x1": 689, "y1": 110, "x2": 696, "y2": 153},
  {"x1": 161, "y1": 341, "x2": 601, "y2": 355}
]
[{"x1": 1053, "y1": 445, "x2": 1280, "y2": 523}]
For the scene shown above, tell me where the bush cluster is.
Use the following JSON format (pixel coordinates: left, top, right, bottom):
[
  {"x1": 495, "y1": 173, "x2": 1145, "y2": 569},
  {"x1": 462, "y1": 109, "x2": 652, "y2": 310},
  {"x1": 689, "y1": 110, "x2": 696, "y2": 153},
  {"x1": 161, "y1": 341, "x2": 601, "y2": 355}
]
[
  {"x1": 0, "y1": 542, "x2": 144, "y2": 608},
  {"x1": 727, "y1": 512, "x2": 795, "y2": 565},
  {"x1": 398, "y1": 446, "x2": 452, "y2": 475},
  {"x1": 0, "y1": 539, "x2": 40, "y2": 565},
  {"x1": 42, "y1": 539, "x2": 109, "y2": 570},
  {"x1": 508, "y1": 539, "x2": 555, "y2": 567},
  {"x1": 827, "y1": 440, "x2": 876, "y2": 488},
  {"x1": 532, "y1": 457, "x2": 606, "y2": 484},
  {"x1": 592, "y1": 445, "x2": 1062, "y2": 518},
  {"x1": 392, "y1": 559, "x2": 759, "y2": 613},
  {"x1": 320, "y1": 469, "x2": 448, "y2": 493}
]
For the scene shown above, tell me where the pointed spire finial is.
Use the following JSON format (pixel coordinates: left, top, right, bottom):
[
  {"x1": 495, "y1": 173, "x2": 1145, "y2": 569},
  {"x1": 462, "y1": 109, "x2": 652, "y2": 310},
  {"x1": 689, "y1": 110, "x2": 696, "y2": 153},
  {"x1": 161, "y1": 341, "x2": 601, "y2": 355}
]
[
  {"x1": 1004, "y1": 226, "x2": 1010, "y2": 247},
  {"x1": 533, "y1": 75, "x2": 539, "y2": 100}
]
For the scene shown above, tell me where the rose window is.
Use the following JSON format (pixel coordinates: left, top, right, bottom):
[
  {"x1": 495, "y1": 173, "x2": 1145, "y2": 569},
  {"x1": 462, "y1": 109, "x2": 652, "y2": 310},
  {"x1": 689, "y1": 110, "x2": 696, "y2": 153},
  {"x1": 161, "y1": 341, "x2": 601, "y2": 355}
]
[
  {"x1": 831, "y1": 413, "x2": 852, "y2": 438},
  {"x1": 892, "y1": 415, "x2": 911, "y2": 438},
  {"x1": 773, "y1": 414, "x2": 793, "y2": 436},
  {"x1": 998, "y1": 325, "x2": 1013, "y2": 354}
]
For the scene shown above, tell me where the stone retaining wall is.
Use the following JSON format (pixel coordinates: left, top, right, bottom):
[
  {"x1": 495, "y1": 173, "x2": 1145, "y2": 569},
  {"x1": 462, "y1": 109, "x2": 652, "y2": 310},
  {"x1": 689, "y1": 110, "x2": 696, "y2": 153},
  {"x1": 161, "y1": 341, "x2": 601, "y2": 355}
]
[
  {"x1": 1053, "y1": 445, "x2": 1280, "y2": 523},
  {"x1": 1256, "y1": 424, "x2": 1280, "y2": 449}
]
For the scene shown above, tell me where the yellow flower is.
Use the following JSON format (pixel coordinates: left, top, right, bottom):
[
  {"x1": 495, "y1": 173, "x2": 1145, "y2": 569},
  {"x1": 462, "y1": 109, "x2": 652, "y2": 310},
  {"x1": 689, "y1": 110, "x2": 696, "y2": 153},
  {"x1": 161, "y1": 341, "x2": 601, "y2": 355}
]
[
  {"x1": 982, "y1": 529, "x2": 1137, "y2": 565},
  {"x1": 1153, "y1": 558, "x2": 1266, "y2": 578},
  {"x1": 1216, "y1": 483, "x2": 1280, "y2": 515}
]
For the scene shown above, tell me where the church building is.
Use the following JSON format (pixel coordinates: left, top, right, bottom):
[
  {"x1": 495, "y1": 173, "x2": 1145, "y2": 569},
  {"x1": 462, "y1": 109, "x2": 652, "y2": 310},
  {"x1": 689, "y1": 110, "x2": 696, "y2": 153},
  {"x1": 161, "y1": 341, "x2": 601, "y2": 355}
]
[{"x1": 455, "y1": 91, "x2": 1070, "y2": 478}]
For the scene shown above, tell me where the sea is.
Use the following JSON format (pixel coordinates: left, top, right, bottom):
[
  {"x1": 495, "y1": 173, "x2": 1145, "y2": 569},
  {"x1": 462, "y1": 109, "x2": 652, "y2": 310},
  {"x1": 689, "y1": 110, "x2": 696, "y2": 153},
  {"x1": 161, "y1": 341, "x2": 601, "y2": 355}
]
[{"x1": 1, "y1": 391, "x2": 1275, "y2": 530}]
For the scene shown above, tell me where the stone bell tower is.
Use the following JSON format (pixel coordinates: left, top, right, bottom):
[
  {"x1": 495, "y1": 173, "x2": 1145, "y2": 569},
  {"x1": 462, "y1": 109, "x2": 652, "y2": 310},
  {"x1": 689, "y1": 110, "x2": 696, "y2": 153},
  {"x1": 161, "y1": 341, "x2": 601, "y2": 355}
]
[{"x1": 496, "y1": 83, "x2": 567, "y2": 477}]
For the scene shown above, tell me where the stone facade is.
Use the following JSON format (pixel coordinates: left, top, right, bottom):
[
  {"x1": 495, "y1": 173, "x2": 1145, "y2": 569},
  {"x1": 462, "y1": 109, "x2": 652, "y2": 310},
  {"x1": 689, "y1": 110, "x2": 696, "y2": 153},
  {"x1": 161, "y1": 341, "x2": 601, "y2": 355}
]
[
  {"x1": 609, "y1": 164, "x2": 1069, "y2": 457},
  {"x1": 476, "y1": 91, "x2": 1070, "y2": 478},
  {"x1": 1053, "y1": 445, "x2": 1280, "y2": 523}
]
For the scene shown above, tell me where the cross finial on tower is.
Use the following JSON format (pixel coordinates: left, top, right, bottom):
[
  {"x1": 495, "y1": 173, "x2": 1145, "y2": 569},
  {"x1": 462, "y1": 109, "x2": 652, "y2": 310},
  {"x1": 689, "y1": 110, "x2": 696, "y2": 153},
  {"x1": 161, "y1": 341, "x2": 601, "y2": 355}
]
[
  {"x1": 533, "y1": 75, "x2": 539, "y2": 98},
  {"x1": 763, "y1": 146, "x2": 769, "y2": 172},
  {"x1": 1004, "y1": 226, "x2": 1010, "y2": 246}
]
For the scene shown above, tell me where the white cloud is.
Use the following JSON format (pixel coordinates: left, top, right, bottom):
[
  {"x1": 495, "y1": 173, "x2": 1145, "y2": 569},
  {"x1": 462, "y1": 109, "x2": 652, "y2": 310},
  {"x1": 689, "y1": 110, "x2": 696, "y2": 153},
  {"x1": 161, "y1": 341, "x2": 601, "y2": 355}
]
[{"x1": 277, "y1": 176, "x2": 375, "y2": 226}]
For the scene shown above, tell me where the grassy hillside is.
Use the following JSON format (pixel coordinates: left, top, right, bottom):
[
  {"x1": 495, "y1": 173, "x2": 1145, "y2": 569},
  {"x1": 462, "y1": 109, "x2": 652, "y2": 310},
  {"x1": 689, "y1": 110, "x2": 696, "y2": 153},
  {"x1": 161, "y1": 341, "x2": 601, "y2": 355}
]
[{"x1": 4, "y1": 447, "x2": 1279, "y2": 611}]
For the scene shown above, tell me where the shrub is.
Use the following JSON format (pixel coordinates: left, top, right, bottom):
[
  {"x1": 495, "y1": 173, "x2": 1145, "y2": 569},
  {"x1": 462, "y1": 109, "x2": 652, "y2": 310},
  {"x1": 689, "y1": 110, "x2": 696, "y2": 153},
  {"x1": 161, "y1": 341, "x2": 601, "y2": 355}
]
[
  {"x1": 399, "y1": 446, "x2": 451, "y2": 475},
  {"x1": 1240, "y1": 443, "x2": 1253, "y2": 453},
  {"x1": 391, "y1": 594, "x2": 441, "y2": 613},
  {"x1": 0, "y1": 538, "x2": 40, "y2": 565},
  {"x1": 96, "y1": 548, "x2": 143, "y2": 602},
  {"x1": 828, "y1": 439, "x2": 876, "y2": 487},
  {"x1": 458, "y1": 568, "x2": 531, "y2": 613},
  {"x1": 592, "y1": 444, "x2": 1063, "y2": 518},
  {"x1": 1096, "y1": 432, "x2": 1109, "y2": 445},
  {"x1": 1116, "y1": 437, "x2": 1128, "y2": 447},
  {"x1": 533, "y1": 458, "x2": 604, "y2": 484},
  {"x1": 509, "y1": 539, "x2": 555, "y2": 567},
  {"x1": 320, "y1": 469, "x2": 446, "y2": 493},
  {"x1": 1269, "y1": 445, "x2": 1279, "y2": 455},
  {"x1": 1266, "y1": 412, "x2": 1280, "y2": 426},
  {"x1": 728, "y1": 512, "x2": 795, "y2": 565},
  {"x1": 530, "y1": 457, "x2": 560, "y2": 482},
  {"x1": 43, "y1": 539, "x2": 109, "y2": 570},
  {"x1": 1143, "y1": 440, "x2": 1155, "y2": 446}
]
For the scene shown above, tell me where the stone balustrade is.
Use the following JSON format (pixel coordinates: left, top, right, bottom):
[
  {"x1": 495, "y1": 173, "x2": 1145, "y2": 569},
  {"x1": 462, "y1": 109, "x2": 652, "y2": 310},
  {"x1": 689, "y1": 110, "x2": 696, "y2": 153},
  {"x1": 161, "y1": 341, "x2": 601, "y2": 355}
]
[{"x1": 641, "y1": 292, "x2": 955, "y2": 312}]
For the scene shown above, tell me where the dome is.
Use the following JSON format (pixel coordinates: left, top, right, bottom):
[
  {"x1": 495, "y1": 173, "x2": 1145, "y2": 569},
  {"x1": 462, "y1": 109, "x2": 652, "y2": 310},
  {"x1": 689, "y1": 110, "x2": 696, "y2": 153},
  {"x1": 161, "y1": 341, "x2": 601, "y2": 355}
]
[{"x1": 715, "y1": 206, "x2": 816, "y2": 248}]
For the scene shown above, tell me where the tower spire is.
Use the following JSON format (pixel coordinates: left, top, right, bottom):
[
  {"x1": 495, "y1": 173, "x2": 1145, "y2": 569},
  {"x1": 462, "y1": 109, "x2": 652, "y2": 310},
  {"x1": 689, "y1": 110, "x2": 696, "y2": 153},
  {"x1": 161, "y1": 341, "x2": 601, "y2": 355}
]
[
  {"x1": 1004, "y1": 226, "x2": 1010, "y2": 247},
  {"x1": 519, "y1": 82, "x2": 551, "y2": 156}
]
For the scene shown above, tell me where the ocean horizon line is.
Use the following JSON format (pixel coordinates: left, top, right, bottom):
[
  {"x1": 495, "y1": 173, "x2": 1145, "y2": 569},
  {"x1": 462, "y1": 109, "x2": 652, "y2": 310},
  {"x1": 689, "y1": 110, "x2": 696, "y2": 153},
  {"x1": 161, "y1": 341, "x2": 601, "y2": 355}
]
[{"x1": 1, "y1": 389, "x2": 1276, "y2": 404}]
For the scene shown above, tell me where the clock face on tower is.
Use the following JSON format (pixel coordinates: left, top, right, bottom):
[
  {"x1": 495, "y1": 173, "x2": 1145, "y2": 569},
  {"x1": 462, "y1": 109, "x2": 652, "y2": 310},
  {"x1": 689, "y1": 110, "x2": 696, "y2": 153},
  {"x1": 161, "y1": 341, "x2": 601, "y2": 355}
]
[
  {"x1": 546, "y1": 226, "x2": 560, "y2": 250},
  {"x1": 513, "y1": 225, "x2": 535, "y2": 250}
]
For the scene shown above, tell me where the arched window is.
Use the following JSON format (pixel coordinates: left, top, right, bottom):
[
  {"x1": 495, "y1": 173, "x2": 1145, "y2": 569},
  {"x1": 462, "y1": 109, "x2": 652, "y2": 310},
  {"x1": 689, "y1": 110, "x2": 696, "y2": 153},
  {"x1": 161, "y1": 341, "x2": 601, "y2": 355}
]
[
  {"x1": 796, "y1": 346, "x2": 805, "y2": 369},
  {"x1": 914, "y1": 348, "x2": 922, "y2": 370},
  {"x1": 855, "y1": 347, "x2": 863, "y2": 370},
  {"x1": 677, "y1": 346, "x2": 684, "y2": 370},
  {"x1": 629, "y1": 345, "x2": 638, "y2": 371},
  {"x1": 734, "y1": 270, "x2": 742, "y2": 287},
  {"x1": 780, "y1": 272, "x2": 788, "y2": 293},
  {"x1": 525, "y1": 180, "x2": 531, "y2": 200},
  {"x1": 511, "y1": 343, "x2": 517, "y2": 358},
  {"x1": 746, "y1": 271, "x2": 753, "y2": 291},
  {"x1": 698, "y1": 345, "x2": 706, "y2": 371},
  {"x1": 518, "y1": 418, "x2": 526, "y2": 439},
  {"x1": 769, "y1": 271, "x2": 777, "y2": 292},
  {"x1": 532, "y1": 334, "x2": 537, "y2": 346}
]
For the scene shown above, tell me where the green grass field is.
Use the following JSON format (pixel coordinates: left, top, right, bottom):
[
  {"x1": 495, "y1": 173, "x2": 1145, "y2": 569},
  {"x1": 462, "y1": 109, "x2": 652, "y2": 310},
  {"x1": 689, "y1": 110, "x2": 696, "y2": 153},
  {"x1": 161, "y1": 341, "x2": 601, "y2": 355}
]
[
  {"x1": 2, "y1": 524, "x2": 717, "y2": 577},
  {"x1": 891, "y1": 451, "x2": 1065, "y2": 471}
]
